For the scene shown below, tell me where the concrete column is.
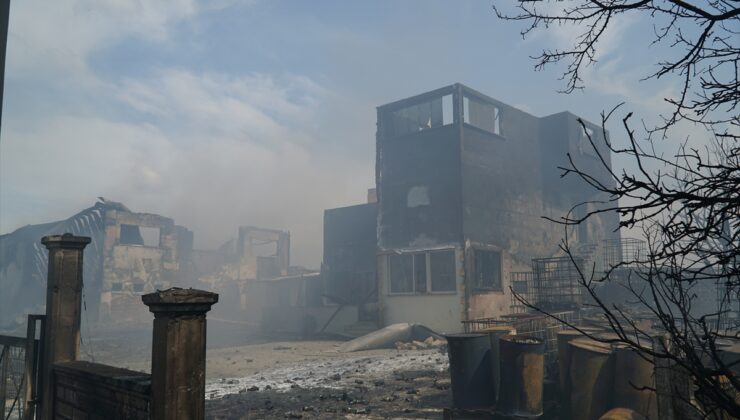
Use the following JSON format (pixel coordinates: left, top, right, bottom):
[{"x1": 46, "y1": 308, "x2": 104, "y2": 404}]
[
  {"x1": 143, "y1": 288, "x2": 218, "y2": 420},
  {"x1": 39, "y1": 233, "x2": 91, "y2": 420}
]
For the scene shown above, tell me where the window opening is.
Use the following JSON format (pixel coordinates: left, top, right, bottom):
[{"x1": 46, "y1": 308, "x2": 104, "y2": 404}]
[
  {"x1": 442, "y1": 94, "x2": 453, "y2": 125},
  {"x1": 407, "y1": 186, "x2": 430, "y2": 208},
  {"x1": 414, "y1": 254, "x2": 427, "y2": 293},
  {"x1": 580, "y1": 125, "x2": 597, "y2": 157},
  {"x1": 388, "y1": 249, "x2": 457, "y2": 294},
  {"x1": 474, "y1": 249, "x2": 502, "y2": 291},
  {"x1": 463, "y1": 95, "x2": 501, "y2": 135},
  {"x1": 389, "y1": 94, "x2": 454, "y2": 137},
  {"x1": 120, "y1": 224, "x2": 160, "y2": 247},
  {"x1": 430, "y1": 250, "x2": 456, "y2": 292},
  {"x1": 389, "y1": 253, "x2": 413, "y2": 293}
]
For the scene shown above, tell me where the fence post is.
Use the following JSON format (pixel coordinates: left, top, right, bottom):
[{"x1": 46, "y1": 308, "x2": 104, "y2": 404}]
[
  {"x1": 143, "y1": 288, "x2": 218, "y2": 420},
  {"x1": 23, "y1": 316, "x2": 35, "y2": 420},
  {"x1": 39, "y1": 233, "x2": 90, "y2": 420}
]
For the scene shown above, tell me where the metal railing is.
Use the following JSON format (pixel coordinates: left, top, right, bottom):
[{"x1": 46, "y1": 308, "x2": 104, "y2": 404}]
[{"x1": 0, "y1": 315, "x2": 44, "y2": 420}]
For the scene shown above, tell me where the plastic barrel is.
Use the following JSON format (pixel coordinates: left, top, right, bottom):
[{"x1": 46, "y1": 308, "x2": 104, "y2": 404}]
[
  {"x1": 498, "y1": 334, "x2": 545, "y2": 417},
  {"x1": 445, "y1": 333, "x2": 493, "y2": 409},
  {"x1": 569, "y1": 338, "x2": 615, "y2": 420}
]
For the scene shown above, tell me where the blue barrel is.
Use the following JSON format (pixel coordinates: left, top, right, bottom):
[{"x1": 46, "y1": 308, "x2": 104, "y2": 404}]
[{"x1": 445, "y1": 333, "x2": 494, "y2": 409}]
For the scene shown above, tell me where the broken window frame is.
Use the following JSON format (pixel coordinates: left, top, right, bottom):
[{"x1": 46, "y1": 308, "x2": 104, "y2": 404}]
[
  {"x1": 429, "y1": 250, "x2": 456, "y2": 292},
  {"x1": 462, "y1": 94, "x2": 501, "y2": 136},
  {"x1": 385, "y1": 93, "x2": 455, "y2": 138},
  {"x1": 387, "y1": 248, "x2": 457, "y2": 295},
  {"x1": 119, "y1": 224, "x2": 161, "y2": 247},
  {"x1": 471, "y1": 248, "x2": 503, "y2": 292}
]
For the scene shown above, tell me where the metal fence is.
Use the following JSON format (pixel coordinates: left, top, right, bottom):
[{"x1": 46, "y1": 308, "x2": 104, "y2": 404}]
[{"x1": 0, "y1": 315, "x2": 44, "y2": 420}]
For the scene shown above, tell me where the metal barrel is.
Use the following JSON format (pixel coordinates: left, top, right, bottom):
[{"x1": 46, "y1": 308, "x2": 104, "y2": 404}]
[
  {"x1": 569, "y1": 338, "x2": 615, "y2": 420},
  {"x1": 598, "y1": 407, "x2": 648, "y2": 420},
  {"x1": 483, "y1": 325, "x2": 516, "y2": 404},
  {"x1": 445, "y1": 333, "x2": 494, "y2": 409},
  {"x1": 498, "y1": 334, "x2": 545, "y2": 417},
  {"x1": 557, "y1": 328, "x2": 604, "y2": 404},
  {"x1": 613, "y1": 345, "x2": 657, "y2": 419}
]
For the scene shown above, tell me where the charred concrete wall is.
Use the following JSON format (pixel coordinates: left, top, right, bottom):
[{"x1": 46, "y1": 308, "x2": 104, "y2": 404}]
[
  {"x1": 376, "y1": 85, "x2": 463, "y2": 251},
  {"x1": 236, "y1": 226, "x2": 290, "y2": 281},
  {"x1": 99, "y1": 208, "x2": 193, "y2": 323},
  {"x1": 323, "y1": 202, "x2": 378, "y2": 305}
]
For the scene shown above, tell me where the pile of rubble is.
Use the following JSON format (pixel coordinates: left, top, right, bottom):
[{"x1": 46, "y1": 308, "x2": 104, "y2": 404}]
[{"x1": 394, "y1": 336, "x2": 446, "y2": 351}]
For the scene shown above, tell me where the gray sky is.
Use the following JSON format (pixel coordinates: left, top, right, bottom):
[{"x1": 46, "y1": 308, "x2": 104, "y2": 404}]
[{"x1": 0, "y1": 0, "x2": 707, "y2": 267}]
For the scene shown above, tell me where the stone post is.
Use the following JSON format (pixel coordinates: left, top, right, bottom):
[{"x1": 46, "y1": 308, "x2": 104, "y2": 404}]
[
  {"x1": 39, "y1": 233, "x2": 91, "y2": 420},
  {"x1": 143, "y1": 288, "x2": 218, "y2": 420}
]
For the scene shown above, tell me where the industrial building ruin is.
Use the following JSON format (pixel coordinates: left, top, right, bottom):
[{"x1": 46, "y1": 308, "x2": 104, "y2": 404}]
[
  {"x1": 0, "y1": 199, "x2": 195, "y2": 326},
  {"x1": 367, "y1": 83, "x2": 619, "y2": 332}
]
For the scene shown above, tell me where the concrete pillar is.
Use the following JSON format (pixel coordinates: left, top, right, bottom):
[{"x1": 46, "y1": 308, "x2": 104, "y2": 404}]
[
  {"x1": 39, "y1": 233, "x2": 91, "y2": 420},
  {"x1": 143, "y1": 288, "x2": 218, "y2": 420}
]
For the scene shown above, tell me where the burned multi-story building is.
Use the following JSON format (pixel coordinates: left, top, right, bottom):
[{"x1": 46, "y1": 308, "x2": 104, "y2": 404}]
[
  {"x1": 370, "y1": 84, "x2": 619, "y2": 333},
  {"x1": 0, "y1": 199, "x2": 194, "y2": 325}
]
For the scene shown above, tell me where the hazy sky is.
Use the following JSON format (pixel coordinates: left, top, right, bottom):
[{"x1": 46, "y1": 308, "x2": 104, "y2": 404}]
[{"x1": 0, "y1": 1, "x2": 697, "y2": 267}]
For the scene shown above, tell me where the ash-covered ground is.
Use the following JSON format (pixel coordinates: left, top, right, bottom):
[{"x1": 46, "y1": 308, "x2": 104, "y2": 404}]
[
  {"x1": 205, "y1": 348, "x2": 451, "y2": 419},
  {"x1": 78, "y1": 322, "x2": 453, "y2": 419}
]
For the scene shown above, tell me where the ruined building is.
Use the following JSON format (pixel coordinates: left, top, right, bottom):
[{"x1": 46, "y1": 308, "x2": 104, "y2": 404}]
[
  {"x1": 0, "y1": 199, "x2": 194, "y2": 325},
  {"x1": 368, "y1": 84, "x2": 619, "y2": 333},
  {"x1": 322, "y1": 189, "x2": 378, "y2": 315}
]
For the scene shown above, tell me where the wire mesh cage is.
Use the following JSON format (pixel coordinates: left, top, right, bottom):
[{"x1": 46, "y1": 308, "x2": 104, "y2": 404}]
[
  {"x1": 509, "y1": 271, "x2": 534, "y2": 314},
  {"x1": 462, "y1": 310, "x2": 580, "y2": 368},
  {"x1": 531, "y1": 256, "x2": 585, "y2": 311},
  {"x1": 602, "y1": 238, "x2": 646, "y2": 269}
]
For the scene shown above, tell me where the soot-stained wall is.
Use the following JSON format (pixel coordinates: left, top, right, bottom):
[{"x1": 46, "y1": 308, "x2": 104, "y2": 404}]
[
  {"x1": 323, "y1": 202, "x2": 378, "y2": 304},
  {"x1": 375, "y1": 84, "x2": 621, "y2": 330},
  {"x1": 376, "y1": 86, "x2": 463, "y2": 251}
]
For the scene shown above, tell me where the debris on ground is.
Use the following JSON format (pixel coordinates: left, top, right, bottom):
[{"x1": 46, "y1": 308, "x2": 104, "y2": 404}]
[
  {"x1": 339, "y1": 323, "x2": 445, "y2": 352},
  {"x1": 205, "y1": 348, "x2": 450, "y2": 419},
  {"x1": 395, "y1": 335, "x2": 447, "y2": 350}
]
